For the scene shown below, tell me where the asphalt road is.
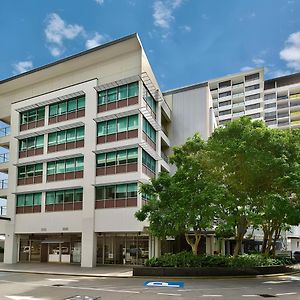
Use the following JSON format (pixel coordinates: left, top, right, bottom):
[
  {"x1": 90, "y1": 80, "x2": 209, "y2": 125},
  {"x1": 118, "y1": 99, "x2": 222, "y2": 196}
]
[{"x1": 0, "y1": 271, "x2": 299, "y2": 300}]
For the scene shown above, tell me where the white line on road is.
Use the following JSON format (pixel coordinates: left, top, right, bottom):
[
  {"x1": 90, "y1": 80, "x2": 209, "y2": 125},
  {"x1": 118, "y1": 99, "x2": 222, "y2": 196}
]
[
  {"x1": 202, "y1": 295, "x2": 223, "y2": 297},
  {"x1": 157, "y1": 293, "x2": 182, "y2": 297},
  {"x1": 242, "y1": 296, "x2": 258, "y2": 297},
  {"x1": 47, "y1": 278, "x2": 78, "y2": 282},
  {"x1": 275, "y1": 292, "x2": 297, "y2": 296},
  {"x1": 263, "y1": 280, "x2": 292, "y2": 284}
]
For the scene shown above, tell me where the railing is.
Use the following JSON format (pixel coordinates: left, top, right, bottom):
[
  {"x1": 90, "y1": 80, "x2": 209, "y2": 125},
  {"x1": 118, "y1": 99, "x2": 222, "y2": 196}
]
[
  {"x1": 161, "y1": 152, "x2": 169, "y2": 163},
  {"x1": 0, "y1": 127, "x2": 10, "y2": 138},
  {"x1": 232, "y1": 83, "x2": 244, "y2": 89},
  {"x1": 0, "y1": 179, "x2": 8, "y2": 189},
  {"x1": 232, "y1": 93, "x2": 244, "y2": 99},
  {"x1": 290, "y1": 93, "x2": 300, "y2": 99},
  {"x1": 277, "y1": 96, "x2": 288, "y2": 101},
  {"x1": 0, "y1": 206, "x2": 6, "y2": 216},
  {"x1": 161, "y1": 126, "x2": 169, "y2": 137},
  {"x1": 0, "y1": 153, "x2": 9, "y2": 164}
]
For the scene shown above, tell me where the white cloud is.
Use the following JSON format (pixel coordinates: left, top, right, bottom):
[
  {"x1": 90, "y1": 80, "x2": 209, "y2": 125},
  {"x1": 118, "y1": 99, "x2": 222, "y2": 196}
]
[
  {"x1": 45, "y1": 13, "x2": 85, "y2": 56},
  {"x1": 85, "y1": 32, "x2": 107, "y2": 49},
  {"x1": 267, "y1": 69, "x2": 290, "y2": 78},
  {"x1": 252, "y1": 58, "x2": 265, "y2": 65},
  {"x1": 240, "y1": 66, "x2": 254, "y2": 72},
  {"x1": 13, "y1": 61, "x2": 33, "y2": 74},
  {"x1": 180, "y1": 25, "x2": 191, "y2": 32},
  {"x1": 95, "y1": 0, "x2": 104, "y2": 5},
  {"x1": 153, "y1": 0, "x2": 183, "y2": 29},
  {"x1": 280, "y1": 31, "x2": 300, "y2": 71}
]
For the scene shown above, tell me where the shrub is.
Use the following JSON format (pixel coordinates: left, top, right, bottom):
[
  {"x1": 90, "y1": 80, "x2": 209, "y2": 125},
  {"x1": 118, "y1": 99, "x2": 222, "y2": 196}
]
[{"x1": 144, "y1": 252, "x2": 295, "y2": 268}]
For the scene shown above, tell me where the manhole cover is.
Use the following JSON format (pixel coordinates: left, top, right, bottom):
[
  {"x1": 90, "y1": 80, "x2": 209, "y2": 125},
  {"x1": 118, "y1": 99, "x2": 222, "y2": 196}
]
[
  {"x1": 65, "y1": 296, "x2": 101, "y2": 300},
  {"x1": 259, "y1": 295, "x2": 277, "y2": 298}
]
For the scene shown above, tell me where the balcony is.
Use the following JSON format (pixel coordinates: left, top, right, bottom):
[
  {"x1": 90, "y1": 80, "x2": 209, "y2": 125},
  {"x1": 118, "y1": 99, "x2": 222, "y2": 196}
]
[
  {"x1": 0, "y1": 153, "x2": 9, "y2": 164},
  {"x1": 232, "y1": 83, "x2": 244, "y2": 90},
  {"x1": 0, "y1": 179, "x2": 8, "y2": 189},
  {"x1": 161, "y1": 152, "x2": 169, "y2": 163},
  {"x1": 232, "y1": 92, "x2": 244, "y2": 100},
  {"x1": 0, "y1": 206, "x2": 6, "y2": 216},
  {"x1": 289, "y1": 93, "x2": 300, "y2": 99},
  {"x1": 0, "y1": 127, "x2": 10, "y2": 138},
  {"x1": 0, "y1": 127, "x2": 10, "y2": 148},
  {"x1": 232, "y1": 111, "x2": 244, "y2": 119}
]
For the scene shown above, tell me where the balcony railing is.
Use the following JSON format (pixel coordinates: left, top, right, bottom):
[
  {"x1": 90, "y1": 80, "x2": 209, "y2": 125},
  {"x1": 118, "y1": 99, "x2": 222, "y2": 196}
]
[
  {"x1": 0, "y1": 153, "x2": 9, "y2": 164},
  {"x1": 0, "y1": 206, "x2": 6, "y2": 216},
  {"x1": 161, "y1": 152, "x2": 169, "y2": 163},
  {"x1": 0, "y1": 127, "x2": 10, "y2": 138},
  {"x1": 290, "y1": 93, "x2": 300, "y2": 99},
  {"x1": 0, "y1": 179, "x2": 8, "y2": 189}
]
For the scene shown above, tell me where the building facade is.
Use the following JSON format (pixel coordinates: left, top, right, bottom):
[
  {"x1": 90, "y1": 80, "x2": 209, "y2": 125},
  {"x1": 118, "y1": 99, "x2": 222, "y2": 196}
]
[{"x1": 0, "y1": 34, "x2": 299, "y2": 266}]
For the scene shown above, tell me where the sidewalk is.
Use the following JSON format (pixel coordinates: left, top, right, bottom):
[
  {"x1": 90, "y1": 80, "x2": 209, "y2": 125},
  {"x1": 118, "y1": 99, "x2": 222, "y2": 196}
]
[{"x1": 0, "y1": 262, "x2": 133, "y2": 278}]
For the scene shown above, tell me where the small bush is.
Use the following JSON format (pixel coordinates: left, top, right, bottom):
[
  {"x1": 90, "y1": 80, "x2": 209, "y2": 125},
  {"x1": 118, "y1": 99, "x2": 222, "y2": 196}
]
[{"x1": 144, "y1": 252, "x2": 295, "y2": 268}]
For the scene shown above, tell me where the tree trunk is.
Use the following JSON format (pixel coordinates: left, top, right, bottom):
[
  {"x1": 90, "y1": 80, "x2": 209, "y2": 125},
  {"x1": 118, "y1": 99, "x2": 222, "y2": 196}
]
[
  {"x1": 185, "y1": 232, "x2": 201, "y2": 255},
  {"x1": 233, "y1": 216, "x2": 248, "y2": 257}
]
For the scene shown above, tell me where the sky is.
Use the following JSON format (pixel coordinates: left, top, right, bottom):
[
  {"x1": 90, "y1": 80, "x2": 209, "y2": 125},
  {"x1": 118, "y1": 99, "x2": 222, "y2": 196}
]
[
  {"x1": 0, "y1": 0, "x2": 300, "y2": 205},
  {"x1": 0, "y1": 0, "x2": 300, "y2": 92}
]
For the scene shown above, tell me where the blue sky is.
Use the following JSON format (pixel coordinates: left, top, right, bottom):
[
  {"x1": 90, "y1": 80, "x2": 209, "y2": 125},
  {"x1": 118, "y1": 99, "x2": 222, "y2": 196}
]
[{"x1": 0, "y1": 0, "x2": 300, "y2": 90}]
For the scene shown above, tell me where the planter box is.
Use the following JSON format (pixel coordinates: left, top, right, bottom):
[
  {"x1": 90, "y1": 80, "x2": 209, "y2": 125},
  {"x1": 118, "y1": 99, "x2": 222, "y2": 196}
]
[{"x1": 133, "y1": 265, "x2": 295, "y2": 277}]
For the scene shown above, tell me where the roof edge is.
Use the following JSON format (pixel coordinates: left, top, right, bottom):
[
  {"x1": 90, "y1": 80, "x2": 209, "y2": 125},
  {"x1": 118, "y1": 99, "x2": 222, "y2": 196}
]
[{"x1": 163, "y1": 81, "x2": 208, "y2": 95}]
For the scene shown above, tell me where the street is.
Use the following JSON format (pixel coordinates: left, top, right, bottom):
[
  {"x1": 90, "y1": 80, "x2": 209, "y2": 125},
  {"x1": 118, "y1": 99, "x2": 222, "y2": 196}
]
[{"x1": 0, "y1": 272, "x2": 299, "y2": 299}]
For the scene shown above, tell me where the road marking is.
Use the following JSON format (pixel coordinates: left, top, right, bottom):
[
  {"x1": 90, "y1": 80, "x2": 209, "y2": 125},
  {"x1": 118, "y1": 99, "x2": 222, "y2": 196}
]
[
  {"x1": 288, "y1": 276, "x2": 300, "y2": 281},
  {"x1": 202, "y1": 295, "x2": 223, "y2": 297},
  {"x1": 47, "y1": 278, "x2": 78, "y2": 282},
  {"x1": 144, "y1": 281, "x2": 184, "y2": 288},
  {"x1": 275, "y1": 292, "x2": 297, "y2": 296},
  {"x1": 242, "y1": 296, "x2": 258, "y2": 297},
  {"x1": 263, "y1": 280, "x2": 292, "y2": 284},
  {"x1": 6, "y1": 297, "x2": 46, "y2": 300},
  {"x1": 157, "y1": 293, "x2": 182, "y2": 297}
]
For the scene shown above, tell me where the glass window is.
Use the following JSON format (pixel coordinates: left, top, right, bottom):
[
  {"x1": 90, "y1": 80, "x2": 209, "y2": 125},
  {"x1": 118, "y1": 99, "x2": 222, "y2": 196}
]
[
  {"x1": 128, "y1": 82, "x2": 138, "y2": 97},
  {"x1": 127, "y1": 148, "x2": 138, "y2": 163},
  {"x1": 74, "y1": 189, "x2": 83, "y2": 202},
  {"x1": 46, "y1": 192, "x2": 55, "y2": 205},
  {"x1": 128, "y1": 115, "x2": 138, "y2": 130},
  {"x1": 20, "y1": 113, "x2": 27, "y2": 125},
  {"x1": 20, "y1": 140, "x2": 27, "y2": 151},
  {"x1": 58, "y1": 102, "x2": 67, "y2": 115},
  {"x1": 98, "y1": 91, "x2": 107, "y2": 105},
  {"x1": 97, "y1": 122, "x2": 106, "y2": 136},
  {"x1": 118, "y1": 85, "x2": 128, "y2": 100},
  {"x1": 106, "y1": 152, "x2": 116, "y2": 166},
  {"x1": 37, "y1": 107, "x2": 45, "y2": 120},
  {"x1": 56, "y1": 161, "x2": 65, "y2": 174},
  {"x1": 128, "y1": 183, "x2": 137, "y2": 197},
  {"x1": 17, "y1": 195, "x2": 25, "y2": 207},
  {"x1": 25, "y1": 194, "x2": 33, "y2": 206},
  {"x1": 67, "y1": 128, "x2": 76, "y2": 143},
  {"x1": 47, "y1": 162, "x2": 56, "y2": 175},
  {"x1": 56, "y1": 191, "x2": 64, "y2": 204},
  {"x1": 36, "y1": 135, "x2": 44, "y2": 148},
  {"x1": 68, "y1": 99, "x2": 77, "y2": 112},
  {"x1": 27, "y1": 137, "x2": 35, "y2": 149},
  {"x1": 106, "y1": 186, "x2": 115, "y2": 199},
  {"x1": 116, "y1": 184, "x2": 127, "y2": 199},
  {"x1": 107, "y1": 88, "x2": 117, "y2": 102},
  {"x1": 18, "y1": 166, "x2": 26, "y2": 178},
  {"x1": 65, "y1": 190, "x2": 74, "y2": 203},
  {"x1": 49, "y1": 104, "x2": 58, "y2": 117},
  {"x1": 117, "y1": 117, "x2": 127, "y2": 132},
  {"x1": 26, "y1": 165, "x2": 34, "y2": 177},
  {"x1": 35, "y1": 164, "x2": 43, "y2": 176},
  {"x1": 96, "y1": 187, "x2": 105, "y2": 200},
  {"x1": 117, "y1": 150, "x2": 127, "y2": 165},
  {"x1": 28, "y1": 110, "x2": 36, "y2": 123},
  {"x1": 76, "y1": 127, "x2": 84, "y2": 140},
  {"x1": 107, "y1": 120, "x2": 116, "y2": 135},
  {"x1": 96, "y1": 153, "x2": 106, "y2": 167},
  {"x1": 34, "y1": 193, "x2": 42, "y2": 206},
  {"x1": 77, "y1": 97, "x2": 85, "y2": 110},
  {"x1": 76, "y1": 157, "x2": 84, "y2": 171},
  {"x1": 48, "y1": 133, "x2": 57, "y2": 146},
  {"x1": 66, "y1": 159, "x2": 75, "y2": 173},
  {"x1": 57, "y1": 131, "x2": 66, "y2": 144}
]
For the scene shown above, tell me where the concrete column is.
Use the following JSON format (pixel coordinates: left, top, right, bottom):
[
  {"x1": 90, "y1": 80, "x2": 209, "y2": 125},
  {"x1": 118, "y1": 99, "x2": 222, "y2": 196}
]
[
  {"x1": 154, "y1": 237, "x2": 161, "y2": 257},
  {"x1": 81, "y1": 229, "x2": 97, "y2": 267}
]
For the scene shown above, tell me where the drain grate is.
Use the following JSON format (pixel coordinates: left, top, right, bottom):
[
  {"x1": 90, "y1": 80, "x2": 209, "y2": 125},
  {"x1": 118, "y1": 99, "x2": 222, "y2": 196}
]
[
  {"x1": 259, "y1": 294, "x2": 277, "y2": 298},
  {"x1": 65, "y1": 296, "x2": 101, "y2": 300}
]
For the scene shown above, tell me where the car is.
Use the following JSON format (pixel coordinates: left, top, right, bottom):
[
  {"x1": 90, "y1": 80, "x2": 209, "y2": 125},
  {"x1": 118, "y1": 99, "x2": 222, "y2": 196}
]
[{"x1": 293, "y1": 251, "x2": 300, "y2": 262}]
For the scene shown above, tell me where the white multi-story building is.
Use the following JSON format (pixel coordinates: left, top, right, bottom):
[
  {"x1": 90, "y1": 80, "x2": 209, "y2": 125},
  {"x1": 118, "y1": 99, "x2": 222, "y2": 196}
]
[{"x1": 0, "y1": 34, "x2": 299, "y2": 266}]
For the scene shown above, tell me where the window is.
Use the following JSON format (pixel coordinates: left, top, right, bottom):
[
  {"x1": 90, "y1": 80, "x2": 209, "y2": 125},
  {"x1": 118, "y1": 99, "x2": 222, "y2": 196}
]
[
  {"x1": 98, "y1": 82, "x2": 139, "y2": 105},
  {"x1": 245, "y1": 93, "x2": 260, "y2": 101},
  {"x1": 47, "y1": 157, "x2": 84, "y2": 175},
  {"x1": 245, "y1": 84, "x2": 260, "y2": 92},
  {"x1": 18, "y1": 163, "x2": 43, "y2": 179},
  {"x1": 246, "y1": 103, "x2": 260, "y2": 110},
  {"x1": 219, "y1": 100, "x2": 231, "y2": 107},
  {"x1": 264, "y1": 103, "x2": 276, "y2": 109},
  {"x1": 95, "y1": 183, "x2": 137, "y2": 200},
  {"x1": 16, "y1": 193, "x2": 42, "y2": 207},
  {"x1": 49, "y1": 96, "x2": 85, "y2": 117},
  {"x1": 20, "y1": 107, "x2": 45, "y2": 125},
  {"x1": 219, "y1": 109, "x2": 231, "y2": 116},
  {"x1": 245, "y1": 73, "x2": 259, "y2": 82},
  {"x1": 46, "y1": 188, "x2": 83, "y2": 205},
  {"x1": 19, "y1": 135, "x2": 44, "y2": 151},
  {"x1": 143, "y1": 117, "x2": 156, "y2": 143},
  {"x1": 264, "y1": 93, "x2": 276, "y2": 101},
  {"x1": 47, "y1": 127, "x2": 84, "y2": 146},
  {"x1": 219, "y1": 80, "x2": 231, "y2": 89},
  {"x1": 142, "y1": 150, "x2": 156, "y2": 173},
  {"x1": 219, "y1": 91, "x2": 231, "y2": 98},
  {"x1": 96, "y1": 148, "x2": 138, "y2": 167},
  {"x1": 143, "y1": 86, "x2": 156, "y2": 113},
  {"x1": 97, "y1": 115, "x2": 138, "y2": 136}
]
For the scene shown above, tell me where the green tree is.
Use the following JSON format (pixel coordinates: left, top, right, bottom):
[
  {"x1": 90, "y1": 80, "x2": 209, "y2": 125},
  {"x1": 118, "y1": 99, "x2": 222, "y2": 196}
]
[
  {"x1": 207, "y1": 117, "x2": 300, "y2": 256},
  {"x1": 135, "y1": 134, "x2": 222, "y2": 255}
]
